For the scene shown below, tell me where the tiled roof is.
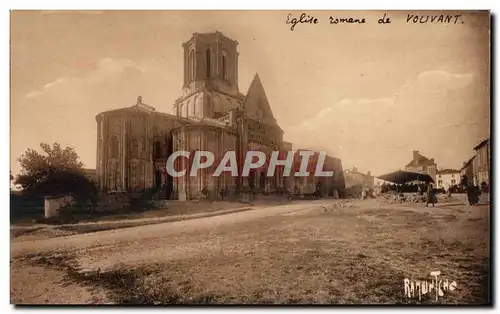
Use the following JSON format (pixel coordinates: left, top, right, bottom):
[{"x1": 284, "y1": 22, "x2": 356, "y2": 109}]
[
  {"x1": 437, "y1": 169, "x2": 460, "y2": 175},
  {"x1": 473, "y1": 138, "x2": 490, "y2": 150},
  {"x1": 405, "y1": 154, "x2": 436, "y2": 167},
  {"x1": 460, "y1": 156, "x2": 476, "y2": 171},
  {"x1": 97, "y1": 103, "x2": 157, "y2": 116}
]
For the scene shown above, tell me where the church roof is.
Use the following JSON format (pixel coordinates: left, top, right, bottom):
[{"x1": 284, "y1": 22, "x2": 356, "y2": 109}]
[
  {"x1": 156, "y1": 113, "x2": 232, "y2": 131},
  {"x1": 193, "y1": 31, "x2": 238, "y2": 43},
  {"x1": 96, "y1": 96, "x2": 234, "y2": 132},
  {"x1": 241, "y1": 73, "x2": 282, "y2": 132},
  {"x1": 97, "y1": 96, "x2": 156, "y2": 116},
  {"x1": 185, "y1": 117, "x2": 231, "y2": 129}
]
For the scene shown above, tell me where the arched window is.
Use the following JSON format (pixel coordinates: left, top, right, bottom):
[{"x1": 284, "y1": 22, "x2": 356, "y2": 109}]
[
  {"x1": 256, "y1": 108, "x2": 264, "y2": 122},
  {"x1": 110, "y1": 136, "x2": 119, "y2": 158},
  {"x1": 221, "y1": 51, "x2": 227, "y2": 80},
  {"x1": 188, "y1": 50, "x2": 195, "y2": 82},
  {"x1": 205, "y1": 49, "x2": 211, "y2": 78},
  {"x1": 155, "y1": 141, "x2": 162, "y2": 159},
  {"x1": 131, "y1": 164, "x2": 137, "y2": 189},
  {"x1": 130, "y1": 138, "x2": 139, "y2": 159}
]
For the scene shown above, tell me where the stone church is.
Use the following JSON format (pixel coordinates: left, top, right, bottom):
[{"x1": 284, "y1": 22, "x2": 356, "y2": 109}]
[{"x1": 95, "y1": 32, "x2": 295, "y2": 200}]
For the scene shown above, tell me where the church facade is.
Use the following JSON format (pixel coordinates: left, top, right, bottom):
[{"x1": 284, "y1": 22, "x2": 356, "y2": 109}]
[{"x1": 95, "y1": 32, "x2": 344, "y2": 200}]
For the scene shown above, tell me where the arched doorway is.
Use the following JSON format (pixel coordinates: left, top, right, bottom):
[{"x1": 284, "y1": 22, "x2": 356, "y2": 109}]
[
  {"x1": 248, "y1": 170, "x2": 256, "y2": 190},
  {"x1": 155, "y1": 169, "x2": 162, "y2": 190},
  {"x1": 165, "y1": 132, "x2": 174, "y2": 199},
  {"x1": 259, "y1": 169, "x2": 266, "y2": 191}
]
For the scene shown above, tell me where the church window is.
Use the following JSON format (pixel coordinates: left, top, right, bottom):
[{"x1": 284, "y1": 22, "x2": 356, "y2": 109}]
[
  {"x1": 110, "y1": 136, "x2": 119, "y2": 158},
  {"x1": 221, "y1": 51, "x2": 228, "y2": 80},
  {"x1": 205, "y1": 49, "x2": 211, "y2": 78},
  {"x1": 140, "y1": 165, "x2": 145, "y2": 189},
  {"x1": 155, "y1": 141, "x2": 162, "y2": 159},
  {"x1": 131, "y1": 164, "x2": 137, "y2": 189},
  {"x1": 192, "y1": 102, "x2": 196, "y2": 116},
  {"x1": 256, "y1": 108, "x2": 264, "y2": 122},
  {"x1": 188, "y1": 50, "x2": 195, "y2": 82},
  {"x1": 131, "y1": 138, "x2": 139, "y2": 159}
]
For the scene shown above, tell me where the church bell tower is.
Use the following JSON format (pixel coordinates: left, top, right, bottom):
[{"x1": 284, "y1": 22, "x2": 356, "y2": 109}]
[
  {"x1": 181, "y1": 32, "x2": 240, "y2": 96},
  {"x1": 174, "y1": 32, "x2": 243, "y2": 119}
]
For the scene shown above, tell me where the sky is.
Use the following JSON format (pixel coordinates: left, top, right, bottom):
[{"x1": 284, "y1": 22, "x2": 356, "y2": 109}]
[{"x1": 10, "y1": 10, "x2": 490, "y2": 177}]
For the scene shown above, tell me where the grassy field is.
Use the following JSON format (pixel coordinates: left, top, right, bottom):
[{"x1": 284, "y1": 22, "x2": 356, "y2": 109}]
[{"x1": 12, "y1": 200, "x2": 490, "y2": 305}]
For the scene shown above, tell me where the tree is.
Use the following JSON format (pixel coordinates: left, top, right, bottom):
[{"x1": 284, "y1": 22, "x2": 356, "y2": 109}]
[
  {"x1": 15, "y1": 143, "x2": 97, "y2": 201},
  {"x1": 10, "y1": 171, "x2": 14, "y2": 191}
]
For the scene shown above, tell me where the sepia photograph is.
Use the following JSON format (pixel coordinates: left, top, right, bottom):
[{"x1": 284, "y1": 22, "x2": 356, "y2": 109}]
[{"x1": 9, "y1": 10, "x2": 491, "y2": 305}]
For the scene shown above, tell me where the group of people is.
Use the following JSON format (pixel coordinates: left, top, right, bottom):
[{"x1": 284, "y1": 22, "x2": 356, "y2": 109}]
[
  {"x1": 380, "y1": 182, "x2": 424, "y2": 194},
  {"x1": 424, "y1": 174, "x2": 482, "y2": 207},
  {"x1": 380, "y1": 174, "x2": 482, "y2": 208},
  {"x1": 361, "y1": 189, "x2": 375, "y2": 200}
]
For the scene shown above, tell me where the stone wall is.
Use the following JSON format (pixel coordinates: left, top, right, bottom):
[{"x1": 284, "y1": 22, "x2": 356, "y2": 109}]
[
  {"x1": 97, "y1": 192, "x2": 132, "y2": 212},
  {"x1": 44, "y1": 194, "x2": 75, "y2": 219}
]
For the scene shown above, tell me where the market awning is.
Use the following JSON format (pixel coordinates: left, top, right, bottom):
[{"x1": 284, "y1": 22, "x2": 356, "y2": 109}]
[{"x1": 377, "y1": 170, "x2": 434, "y2": 185}]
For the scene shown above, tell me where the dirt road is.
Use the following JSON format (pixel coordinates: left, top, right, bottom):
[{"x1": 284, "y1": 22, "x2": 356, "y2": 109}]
[
  {"x1": 11, "y1": 200, "x2": 333, "y2": 258},
  {"x1": 11, "y1": 200, "x2": 337, "y2": 304},
  {"x1": 11, "y1": 198, "x2": 489, "y2": 304}
]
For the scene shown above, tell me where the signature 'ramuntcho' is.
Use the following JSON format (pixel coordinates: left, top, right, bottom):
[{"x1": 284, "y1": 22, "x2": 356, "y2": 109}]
[{"x1": 165, "y1": 150, "x2": 334, "y2": 178}]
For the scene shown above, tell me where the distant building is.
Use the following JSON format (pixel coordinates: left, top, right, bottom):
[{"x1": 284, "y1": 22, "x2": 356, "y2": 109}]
[
  {"x1": 436, "y1": 169, "x2": 460, "y2": 190},
  {"x1": 460, "y1": 156, "x2": 475, "y2": 184},
  {"x1": 282, "y1": 141, "x2": 293, "y2": 151},
  {"x1": 404, "y1": 150, "x2": 438, "y2": 183},
  {"x1": 290, "y1": 149, "x2": 345, "y2": 197},
  {"x1": 343, "y1": 167, "x2": 374, "y2": 190},
  {"x1": 322, "y1": 155, "x2": 346, "y2": 196},
  {"x1": 473, "y1": 138, "x2": 490, "y2": 187}
]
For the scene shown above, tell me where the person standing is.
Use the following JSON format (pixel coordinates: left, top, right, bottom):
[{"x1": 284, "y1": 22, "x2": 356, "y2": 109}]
[
  {"x1": 361, "y1": 189, "x2": 367, "y2": 200},
  {"x1": 426, "y1": 184, "x2": 435, "y2": 207},
  {"x1": 466, "y1": 182, "x2": 478, "y2": 206}
]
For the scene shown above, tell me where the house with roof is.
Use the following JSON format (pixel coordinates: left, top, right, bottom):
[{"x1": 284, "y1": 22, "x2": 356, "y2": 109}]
[
  {"x1": 472, "y1": 138, "x2": 490, "y2": 188},
  {"x1": 344, "y1": 167, "x2": 374, "y2": 190},
  {"x1": 460, "y1": 156, "x2": 475, "y2": 185},
  {"x1": 436, "y1": 169, "x2": 460, "y2": 190},
  {"x1": 404, "y1": 150, "x2": 438, "y2": 183}
]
